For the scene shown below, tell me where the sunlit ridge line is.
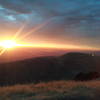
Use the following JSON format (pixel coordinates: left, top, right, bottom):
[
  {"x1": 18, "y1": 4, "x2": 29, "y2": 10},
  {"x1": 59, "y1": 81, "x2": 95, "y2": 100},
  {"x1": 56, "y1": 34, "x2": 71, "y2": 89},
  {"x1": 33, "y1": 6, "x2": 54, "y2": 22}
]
[{"x1": 15, "y1": 43, "x2": 99, "y2": 51}]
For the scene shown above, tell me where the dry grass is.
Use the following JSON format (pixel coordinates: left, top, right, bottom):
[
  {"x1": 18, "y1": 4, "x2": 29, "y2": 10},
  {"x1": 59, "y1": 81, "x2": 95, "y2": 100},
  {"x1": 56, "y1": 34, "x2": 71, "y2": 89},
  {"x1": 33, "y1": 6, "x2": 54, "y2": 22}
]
[{"x1": 0, "y1": 80, "x2": 100, "y2": 100}]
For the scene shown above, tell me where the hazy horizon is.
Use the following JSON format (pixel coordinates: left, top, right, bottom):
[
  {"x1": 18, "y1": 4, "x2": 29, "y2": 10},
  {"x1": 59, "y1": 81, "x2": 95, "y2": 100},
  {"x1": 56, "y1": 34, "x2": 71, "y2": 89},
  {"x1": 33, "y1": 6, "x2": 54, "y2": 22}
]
[{"x1": 0, "y1": 47, "x2": 99, "y2": 63}]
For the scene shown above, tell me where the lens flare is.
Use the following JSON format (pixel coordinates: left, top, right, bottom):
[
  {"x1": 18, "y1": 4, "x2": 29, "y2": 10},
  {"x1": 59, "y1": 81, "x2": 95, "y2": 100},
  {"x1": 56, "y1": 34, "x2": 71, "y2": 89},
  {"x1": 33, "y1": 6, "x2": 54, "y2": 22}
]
[
  {"x1": 0, "y1": 19, "x2": 99, "y2": 56},
  {"x1": 0, "y1": 40, "x2": 17, "y2": 49}
]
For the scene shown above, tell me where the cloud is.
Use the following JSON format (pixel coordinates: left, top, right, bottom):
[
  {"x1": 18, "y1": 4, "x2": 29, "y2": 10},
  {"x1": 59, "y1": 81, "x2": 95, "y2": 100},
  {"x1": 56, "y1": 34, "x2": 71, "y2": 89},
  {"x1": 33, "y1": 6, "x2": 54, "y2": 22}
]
[
  {"x1": 0, "y1": 0, "x2": 100, "y2": 48},
  {"x1": 0, "y1": 0, "x2": 33, "y2": 13}
]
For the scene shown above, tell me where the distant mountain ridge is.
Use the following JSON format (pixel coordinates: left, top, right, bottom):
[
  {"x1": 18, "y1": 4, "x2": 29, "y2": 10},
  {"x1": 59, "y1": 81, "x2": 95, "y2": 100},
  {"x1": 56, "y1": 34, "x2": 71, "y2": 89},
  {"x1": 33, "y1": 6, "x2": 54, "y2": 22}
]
[{"x1": 0, "y1": 52, "x2": 100, "y2": 85}]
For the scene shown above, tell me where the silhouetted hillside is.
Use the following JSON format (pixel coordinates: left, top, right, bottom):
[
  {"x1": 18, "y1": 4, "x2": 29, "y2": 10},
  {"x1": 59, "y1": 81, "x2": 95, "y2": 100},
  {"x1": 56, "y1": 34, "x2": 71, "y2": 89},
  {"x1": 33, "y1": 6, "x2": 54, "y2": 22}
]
[
  {"x1": 74, "y1": 72, "x2": 100, "y2": 81},
  {"x1": 0, "y1": 52, "x2": 100, "y2": 85}
]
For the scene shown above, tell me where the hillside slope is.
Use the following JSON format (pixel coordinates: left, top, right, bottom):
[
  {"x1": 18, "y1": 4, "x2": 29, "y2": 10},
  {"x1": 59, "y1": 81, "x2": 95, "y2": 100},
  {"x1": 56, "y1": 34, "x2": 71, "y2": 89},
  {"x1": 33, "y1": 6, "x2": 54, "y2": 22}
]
[
  {"x1": 0, "y1": 52, "x2": 100, "y2": 85},
  {"x1": 0, "y1": 80, "x2": 100, "y2": 100}
]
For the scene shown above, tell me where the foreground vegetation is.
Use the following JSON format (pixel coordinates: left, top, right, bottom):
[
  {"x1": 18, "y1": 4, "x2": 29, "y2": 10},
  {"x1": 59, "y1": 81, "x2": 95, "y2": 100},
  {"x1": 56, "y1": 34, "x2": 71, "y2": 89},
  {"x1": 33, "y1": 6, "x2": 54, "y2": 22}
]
[{"x1": 0, "y1": 80, "x2": 100, "y2": 100}]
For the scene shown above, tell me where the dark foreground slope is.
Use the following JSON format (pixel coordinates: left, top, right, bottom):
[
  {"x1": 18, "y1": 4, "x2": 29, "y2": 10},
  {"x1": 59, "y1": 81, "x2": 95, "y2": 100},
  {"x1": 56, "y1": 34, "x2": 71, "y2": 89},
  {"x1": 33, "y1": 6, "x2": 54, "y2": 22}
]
[
  {"x1": 0, "y1": 81, "x2": 100, "y2": 100},
  {"x1": 0, "y1": 52, "x2": 100, "y2": 85}
]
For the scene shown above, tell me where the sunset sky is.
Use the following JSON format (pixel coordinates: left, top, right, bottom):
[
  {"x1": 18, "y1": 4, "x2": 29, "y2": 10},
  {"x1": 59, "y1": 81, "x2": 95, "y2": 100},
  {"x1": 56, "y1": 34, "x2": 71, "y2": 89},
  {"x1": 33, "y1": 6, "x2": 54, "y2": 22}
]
[{"x1": 0, "y1": 0, "x2": 100, "y2": 50}]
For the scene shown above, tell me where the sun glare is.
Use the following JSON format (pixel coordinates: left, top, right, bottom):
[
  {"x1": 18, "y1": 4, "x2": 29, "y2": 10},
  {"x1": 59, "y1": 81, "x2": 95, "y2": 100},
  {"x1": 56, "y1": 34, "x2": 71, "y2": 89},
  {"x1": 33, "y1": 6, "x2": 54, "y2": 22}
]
[{"x1": 0, "y1": 40, "x2": 17, "y2": 49}]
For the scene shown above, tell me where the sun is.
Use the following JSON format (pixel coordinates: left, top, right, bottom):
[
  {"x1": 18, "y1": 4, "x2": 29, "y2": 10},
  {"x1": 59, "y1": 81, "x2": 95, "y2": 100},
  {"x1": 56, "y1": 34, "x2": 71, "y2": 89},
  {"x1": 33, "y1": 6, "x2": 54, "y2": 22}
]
[{"x1": 0, "y1": 40, "x2": 17, "y2": 49}]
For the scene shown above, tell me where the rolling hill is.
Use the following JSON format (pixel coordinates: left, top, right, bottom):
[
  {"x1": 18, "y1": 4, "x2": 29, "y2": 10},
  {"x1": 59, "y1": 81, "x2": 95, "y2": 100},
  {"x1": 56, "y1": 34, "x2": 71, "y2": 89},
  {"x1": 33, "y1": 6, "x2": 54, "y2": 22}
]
[{"x1": 0, "y1": 52, "x2": 100, "y2": 85}]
